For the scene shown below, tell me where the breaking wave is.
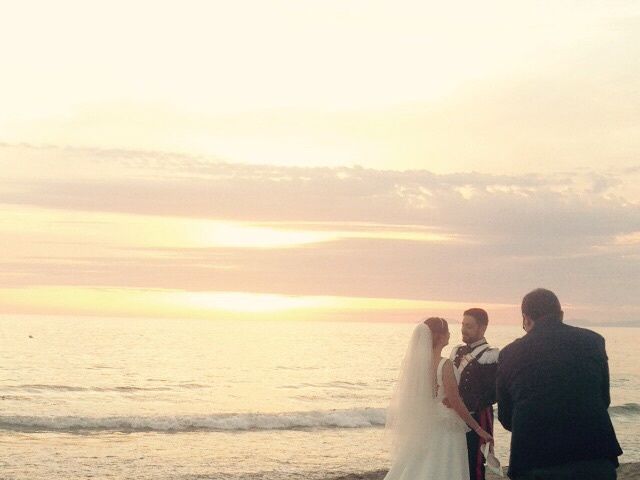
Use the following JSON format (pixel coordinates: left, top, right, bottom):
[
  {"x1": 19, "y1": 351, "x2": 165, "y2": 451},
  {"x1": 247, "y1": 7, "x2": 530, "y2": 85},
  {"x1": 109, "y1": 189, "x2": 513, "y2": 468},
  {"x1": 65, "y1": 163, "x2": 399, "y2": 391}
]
[
  {"x1": 0, "y1": 407, "x2": 387, "y2": 433},
  {"x1": 0, "y1": 403, "x2": 634, "y2": 433}
]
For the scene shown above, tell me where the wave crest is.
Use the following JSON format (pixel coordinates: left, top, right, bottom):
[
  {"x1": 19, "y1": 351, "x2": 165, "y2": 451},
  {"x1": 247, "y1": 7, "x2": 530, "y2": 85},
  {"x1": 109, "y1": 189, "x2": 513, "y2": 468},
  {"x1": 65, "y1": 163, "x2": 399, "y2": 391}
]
[
  {"x1": 0, "y1": 407, "x2": 387, "y2": 433},
  {"x1": 0, "y1": 403, "x2": 634, "y2": 433}
]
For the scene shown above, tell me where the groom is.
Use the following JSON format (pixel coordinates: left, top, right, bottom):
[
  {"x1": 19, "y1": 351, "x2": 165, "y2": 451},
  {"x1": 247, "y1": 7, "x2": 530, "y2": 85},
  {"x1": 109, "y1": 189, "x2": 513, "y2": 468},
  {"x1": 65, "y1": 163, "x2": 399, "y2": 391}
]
[{"x1": 449, "y1": 308, "x2": 499, "y2": 480}]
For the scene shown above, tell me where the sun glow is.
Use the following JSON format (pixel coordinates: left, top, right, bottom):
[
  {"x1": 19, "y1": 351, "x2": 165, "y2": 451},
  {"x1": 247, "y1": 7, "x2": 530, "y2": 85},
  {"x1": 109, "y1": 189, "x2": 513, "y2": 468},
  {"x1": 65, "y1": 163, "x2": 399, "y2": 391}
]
[
  {"x1": 0, "y1": 205, "x2": 456, "y2": 259},
  {"x1": 171, "y1": 291, "x2": 331, "y2": 313},
  {"x1": 0, "y1": 286, "x2": 519, "y2": 321},
  {"x1": 0, "y1": 287, "x2": 335, "y2": 318},
  {"x1": 615, "y1": 232, "x2": 640, "y2": 245},
  {"x1": 194, "y1": 223, "x2": 336, "y2": 248}
]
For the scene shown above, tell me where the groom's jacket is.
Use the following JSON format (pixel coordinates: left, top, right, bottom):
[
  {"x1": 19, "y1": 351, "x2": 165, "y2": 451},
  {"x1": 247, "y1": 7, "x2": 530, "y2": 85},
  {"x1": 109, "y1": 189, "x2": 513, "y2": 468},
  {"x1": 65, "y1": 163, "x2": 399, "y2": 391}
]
[
  {"x1": 497, "y1": 320, "x2": 622, "y2": 477},
  {"x1": 450, "y1": 338, "x2": 499, "y2": 413}
]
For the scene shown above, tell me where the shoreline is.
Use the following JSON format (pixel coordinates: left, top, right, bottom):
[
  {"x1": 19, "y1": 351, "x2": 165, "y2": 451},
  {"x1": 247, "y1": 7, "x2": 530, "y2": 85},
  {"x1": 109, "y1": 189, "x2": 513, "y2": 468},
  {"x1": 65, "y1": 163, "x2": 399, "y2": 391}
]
[{"x1": 330, "y1": 462, "x2": 639, "y2": 480}]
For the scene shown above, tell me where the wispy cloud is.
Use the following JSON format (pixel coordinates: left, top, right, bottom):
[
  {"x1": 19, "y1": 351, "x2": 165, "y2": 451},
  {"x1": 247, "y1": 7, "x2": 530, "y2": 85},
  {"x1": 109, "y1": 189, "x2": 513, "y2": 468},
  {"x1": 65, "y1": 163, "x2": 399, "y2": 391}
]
[
  {"x1": 0, "y1": 144, "x2": 638, "y2": 323},
  {"x1": 2, "y1": 2, "x2": 639, "y2": 175}
]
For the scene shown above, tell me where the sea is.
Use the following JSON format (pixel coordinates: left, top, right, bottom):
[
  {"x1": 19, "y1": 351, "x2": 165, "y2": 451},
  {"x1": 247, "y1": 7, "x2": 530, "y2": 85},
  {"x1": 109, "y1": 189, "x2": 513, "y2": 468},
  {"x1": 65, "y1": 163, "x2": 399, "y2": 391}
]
[{"x1": 0, "y1": 315, "x2": 637, "y2": 479}]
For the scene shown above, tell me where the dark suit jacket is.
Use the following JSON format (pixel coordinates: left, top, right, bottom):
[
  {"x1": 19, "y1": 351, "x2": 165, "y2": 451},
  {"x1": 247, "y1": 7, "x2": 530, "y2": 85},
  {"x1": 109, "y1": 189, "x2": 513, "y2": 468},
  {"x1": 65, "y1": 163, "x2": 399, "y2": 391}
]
[
  {"x1": 452, "y1": 343, "x2": 498, "y2": 413},
  {"x1": 497, "y1": 320, "x2": 622, "y2": 477}
]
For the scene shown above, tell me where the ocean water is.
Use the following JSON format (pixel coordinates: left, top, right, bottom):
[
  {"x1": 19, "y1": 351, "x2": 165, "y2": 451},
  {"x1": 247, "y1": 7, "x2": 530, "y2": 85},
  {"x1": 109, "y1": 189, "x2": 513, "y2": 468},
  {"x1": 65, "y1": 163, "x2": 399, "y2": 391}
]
[{"x1": 0, "y1": 315, "x2": 637, "y2": 479}]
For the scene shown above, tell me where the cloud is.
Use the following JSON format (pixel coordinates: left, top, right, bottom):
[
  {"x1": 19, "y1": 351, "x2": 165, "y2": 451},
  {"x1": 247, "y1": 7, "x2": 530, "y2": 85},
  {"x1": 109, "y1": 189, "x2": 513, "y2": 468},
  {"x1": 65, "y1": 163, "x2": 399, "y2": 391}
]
[
  {"x1": 3, "y1": 25, "x2": 639, "y2": 174},
  {"x1": 0, "y1": 144, "x2": 638, "y2": 323},
  {"x1": 2, "y1": 144, "x2": 638, "y2": 242}
]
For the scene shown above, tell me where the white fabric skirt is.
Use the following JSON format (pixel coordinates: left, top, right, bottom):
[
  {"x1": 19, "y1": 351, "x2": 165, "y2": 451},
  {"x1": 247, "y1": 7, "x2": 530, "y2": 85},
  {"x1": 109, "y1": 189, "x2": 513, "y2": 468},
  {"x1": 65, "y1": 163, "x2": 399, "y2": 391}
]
[{"x1": 383, "y1": 407, "x2": 469, "y2": 480}]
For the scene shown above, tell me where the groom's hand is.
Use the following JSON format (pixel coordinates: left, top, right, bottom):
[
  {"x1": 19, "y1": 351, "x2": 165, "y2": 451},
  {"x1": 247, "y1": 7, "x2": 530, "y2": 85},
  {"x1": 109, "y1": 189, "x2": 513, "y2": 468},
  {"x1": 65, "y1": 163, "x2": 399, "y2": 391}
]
[{"x1": 442, "y1": 398, "x2": 453, "y2": 408}]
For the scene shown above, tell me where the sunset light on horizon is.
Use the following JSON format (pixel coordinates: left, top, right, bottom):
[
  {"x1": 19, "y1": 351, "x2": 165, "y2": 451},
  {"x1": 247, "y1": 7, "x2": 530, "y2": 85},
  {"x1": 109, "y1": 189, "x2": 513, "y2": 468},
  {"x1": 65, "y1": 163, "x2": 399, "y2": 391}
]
[{"x1": 1, "y1": 0, "x2": 639, "y2": 326}]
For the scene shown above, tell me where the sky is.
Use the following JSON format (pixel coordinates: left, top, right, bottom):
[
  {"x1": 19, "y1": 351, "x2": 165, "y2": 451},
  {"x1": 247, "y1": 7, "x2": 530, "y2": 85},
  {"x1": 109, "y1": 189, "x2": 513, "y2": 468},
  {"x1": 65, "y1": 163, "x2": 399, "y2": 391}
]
[{"x1": 1, "y1": 1, "x2": 639, "y2": 324}]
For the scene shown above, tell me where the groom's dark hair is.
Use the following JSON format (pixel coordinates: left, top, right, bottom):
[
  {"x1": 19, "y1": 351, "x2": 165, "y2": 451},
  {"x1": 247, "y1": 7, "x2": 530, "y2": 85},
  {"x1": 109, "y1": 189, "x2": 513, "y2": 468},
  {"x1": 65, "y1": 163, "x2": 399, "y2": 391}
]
[
  {"x1": 521, "y1": 288, "x2": 563, "y2": 322},
  {"x1": 463, "y1": 308, "x2": 488, "y2": 328}
]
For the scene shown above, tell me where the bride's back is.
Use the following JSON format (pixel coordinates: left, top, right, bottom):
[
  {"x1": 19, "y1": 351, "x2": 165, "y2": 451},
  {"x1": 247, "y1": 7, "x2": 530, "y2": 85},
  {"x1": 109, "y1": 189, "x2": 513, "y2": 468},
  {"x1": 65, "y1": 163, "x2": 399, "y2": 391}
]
[{"x1": 434, "y1": 357, "x2": 447, "y2": 401}]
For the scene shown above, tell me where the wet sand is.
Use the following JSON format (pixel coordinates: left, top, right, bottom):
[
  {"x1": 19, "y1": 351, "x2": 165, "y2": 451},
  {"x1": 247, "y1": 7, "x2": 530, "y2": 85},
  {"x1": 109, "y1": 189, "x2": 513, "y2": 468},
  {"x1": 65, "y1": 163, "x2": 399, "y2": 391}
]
[{"x1": 330, "y1": 462, "x2": 638, "y2": 480}]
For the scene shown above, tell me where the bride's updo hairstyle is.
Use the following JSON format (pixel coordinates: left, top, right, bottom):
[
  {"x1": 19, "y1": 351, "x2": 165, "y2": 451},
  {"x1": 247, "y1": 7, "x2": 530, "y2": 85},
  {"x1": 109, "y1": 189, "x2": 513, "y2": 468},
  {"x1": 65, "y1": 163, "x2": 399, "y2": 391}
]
[{"x1": 423, "y1": 317, "x2": 448, "y2": 347}]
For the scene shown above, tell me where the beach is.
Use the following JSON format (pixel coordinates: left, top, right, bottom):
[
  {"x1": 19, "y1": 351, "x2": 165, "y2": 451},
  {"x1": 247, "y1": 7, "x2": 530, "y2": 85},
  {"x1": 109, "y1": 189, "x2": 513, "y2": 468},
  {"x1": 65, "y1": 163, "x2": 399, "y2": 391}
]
[{"x1": 331, "y1": 463, "x2": 640, "y2": 480}]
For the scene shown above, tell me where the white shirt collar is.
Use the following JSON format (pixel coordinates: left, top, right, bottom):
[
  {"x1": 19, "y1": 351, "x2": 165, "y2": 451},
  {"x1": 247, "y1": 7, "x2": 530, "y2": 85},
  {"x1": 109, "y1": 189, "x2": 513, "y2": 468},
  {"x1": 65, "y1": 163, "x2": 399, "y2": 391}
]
[{"x1": 468, "y1": 337, "x2": 487, "y2": 348}]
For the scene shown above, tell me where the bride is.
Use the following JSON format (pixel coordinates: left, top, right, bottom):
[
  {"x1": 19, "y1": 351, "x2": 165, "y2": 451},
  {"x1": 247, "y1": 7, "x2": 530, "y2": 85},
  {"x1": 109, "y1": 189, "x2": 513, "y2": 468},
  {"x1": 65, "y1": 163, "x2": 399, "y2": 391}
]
[{"x1": 383, "y1": 317, "x2": 493, "y2": 480}]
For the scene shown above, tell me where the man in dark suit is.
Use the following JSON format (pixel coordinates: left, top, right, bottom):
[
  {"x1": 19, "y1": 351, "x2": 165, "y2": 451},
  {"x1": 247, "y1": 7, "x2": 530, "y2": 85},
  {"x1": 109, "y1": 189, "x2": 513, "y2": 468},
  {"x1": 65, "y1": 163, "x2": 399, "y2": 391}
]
[{"x1": 497, "y1": 288, "x2": 622, "y2": 479}]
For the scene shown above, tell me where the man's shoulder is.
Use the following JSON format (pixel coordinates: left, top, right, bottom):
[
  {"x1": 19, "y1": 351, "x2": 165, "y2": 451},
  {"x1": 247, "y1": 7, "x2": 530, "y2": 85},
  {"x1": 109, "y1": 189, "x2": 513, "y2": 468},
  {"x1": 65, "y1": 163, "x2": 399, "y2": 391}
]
[
  {"x1": 478, "y1": 346, "x2": 500, "y2": 364},
  {"x1": 561, "y1": 323, "x2": 605, "y2": 346},
  {"x1": 499, "y1": 337, "x2": 524, "y2": 361}
]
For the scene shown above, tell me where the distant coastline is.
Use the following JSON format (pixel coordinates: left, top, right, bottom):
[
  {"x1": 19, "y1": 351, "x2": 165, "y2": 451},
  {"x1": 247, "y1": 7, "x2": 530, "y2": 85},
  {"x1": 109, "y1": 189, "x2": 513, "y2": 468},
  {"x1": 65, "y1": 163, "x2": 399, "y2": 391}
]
[{"x1": 565, "y1": 318, "x2": 640, "y2": 328}]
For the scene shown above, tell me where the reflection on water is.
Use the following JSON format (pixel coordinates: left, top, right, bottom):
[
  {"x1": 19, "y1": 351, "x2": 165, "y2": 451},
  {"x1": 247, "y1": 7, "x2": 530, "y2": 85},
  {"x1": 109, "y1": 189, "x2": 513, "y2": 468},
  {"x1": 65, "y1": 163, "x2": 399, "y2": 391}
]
[{"x1": 0, "y1": 315, "x2": 637, "y2": 479}]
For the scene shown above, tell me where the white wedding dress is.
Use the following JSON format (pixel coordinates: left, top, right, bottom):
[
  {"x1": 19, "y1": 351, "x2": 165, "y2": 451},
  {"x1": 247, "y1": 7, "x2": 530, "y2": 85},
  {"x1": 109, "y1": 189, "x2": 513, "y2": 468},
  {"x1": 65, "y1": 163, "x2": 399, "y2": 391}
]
[{"x1": 383, "y1": 324, "x2": 469, "y2": 480}]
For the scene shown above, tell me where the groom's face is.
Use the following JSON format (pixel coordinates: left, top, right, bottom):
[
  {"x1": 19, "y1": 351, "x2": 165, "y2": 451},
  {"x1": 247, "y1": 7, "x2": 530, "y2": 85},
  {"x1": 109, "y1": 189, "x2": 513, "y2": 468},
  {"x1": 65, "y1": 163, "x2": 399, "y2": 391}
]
[{"x1": 461, "y1": 315, "x2": 484, "y2": 344}]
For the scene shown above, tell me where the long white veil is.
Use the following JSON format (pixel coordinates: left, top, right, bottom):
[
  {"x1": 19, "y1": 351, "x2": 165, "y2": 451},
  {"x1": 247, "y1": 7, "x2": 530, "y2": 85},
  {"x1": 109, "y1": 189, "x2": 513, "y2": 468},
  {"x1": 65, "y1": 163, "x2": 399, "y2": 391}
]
[{"x1": 384, "y1": 322, "x2": 437, "y2": 462}]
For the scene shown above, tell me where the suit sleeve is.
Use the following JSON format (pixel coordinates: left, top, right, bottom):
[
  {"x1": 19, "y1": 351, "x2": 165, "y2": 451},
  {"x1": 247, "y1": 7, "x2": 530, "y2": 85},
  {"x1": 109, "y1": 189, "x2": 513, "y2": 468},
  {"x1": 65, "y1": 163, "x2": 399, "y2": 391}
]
[
  {"x1": 496, "y1": 349, "x2": 513, "y2": 431},
  {"x1": 477, "y1": 348, "x2": 499, "y2": 407},
  {"x1": 599, "y1": 337, "x2": 611, "y2": 408},
  {"x1": 483, "y1": 361, "x2": 498, "y2": 406}
]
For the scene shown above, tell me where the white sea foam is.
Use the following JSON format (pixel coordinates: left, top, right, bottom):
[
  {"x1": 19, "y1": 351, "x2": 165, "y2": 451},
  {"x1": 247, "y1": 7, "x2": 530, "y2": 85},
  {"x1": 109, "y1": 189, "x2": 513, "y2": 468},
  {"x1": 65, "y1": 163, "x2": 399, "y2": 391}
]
[
  {"x1": 0, "y1": 407, "x2": 387, "y2": 432},
  {"x1": 0, "y1": 404, "x2": 635, "y2": 433}
]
